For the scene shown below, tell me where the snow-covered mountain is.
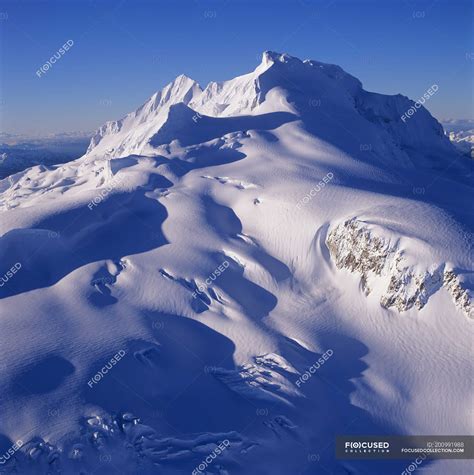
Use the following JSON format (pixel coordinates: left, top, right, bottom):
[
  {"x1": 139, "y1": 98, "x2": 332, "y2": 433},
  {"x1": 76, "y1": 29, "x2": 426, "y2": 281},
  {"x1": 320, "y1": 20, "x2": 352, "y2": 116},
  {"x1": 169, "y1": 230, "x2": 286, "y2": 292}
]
[
  {"x1": 0, "y1": 52, "x2": 472, "y2": 475},
  {"x1": 86, "y1": 51, "x2": 456, "y2": 166}
]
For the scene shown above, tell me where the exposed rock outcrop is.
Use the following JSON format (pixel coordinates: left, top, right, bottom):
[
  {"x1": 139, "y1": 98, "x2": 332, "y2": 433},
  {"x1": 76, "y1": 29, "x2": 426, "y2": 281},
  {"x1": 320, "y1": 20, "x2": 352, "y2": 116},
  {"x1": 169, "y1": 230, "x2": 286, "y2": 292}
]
[{"x1": 326, "y1": 219, "x2": 472, "y2": 318}]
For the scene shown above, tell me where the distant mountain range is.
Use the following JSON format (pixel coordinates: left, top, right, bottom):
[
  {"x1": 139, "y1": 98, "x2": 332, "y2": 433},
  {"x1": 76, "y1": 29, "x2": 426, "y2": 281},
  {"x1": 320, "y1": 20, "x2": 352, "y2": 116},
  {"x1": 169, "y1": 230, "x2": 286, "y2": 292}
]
[{"x1": 0, "y1": 132, "x2": 91, "y2": 179}]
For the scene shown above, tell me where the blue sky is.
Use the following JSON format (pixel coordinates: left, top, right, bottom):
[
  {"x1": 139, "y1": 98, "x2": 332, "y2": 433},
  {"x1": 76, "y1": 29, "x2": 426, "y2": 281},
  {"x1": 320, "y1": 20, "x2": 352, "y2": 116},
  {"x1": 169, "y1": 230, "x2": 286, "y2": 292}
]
[{"x1": 0, "y1": 0, "x2": 472, "y2": 135}]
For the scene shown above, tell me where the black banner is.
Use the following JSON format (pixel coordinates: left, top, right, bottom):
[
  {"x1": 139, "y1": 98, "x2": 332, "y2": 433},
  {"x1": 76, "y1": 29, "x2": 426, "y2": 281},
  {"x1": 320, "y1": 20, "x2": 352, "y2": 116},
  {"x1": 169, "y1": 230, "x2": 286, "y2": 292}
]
[{"x1": 336, "y1": 435, "x2": 474, "y2": 459}]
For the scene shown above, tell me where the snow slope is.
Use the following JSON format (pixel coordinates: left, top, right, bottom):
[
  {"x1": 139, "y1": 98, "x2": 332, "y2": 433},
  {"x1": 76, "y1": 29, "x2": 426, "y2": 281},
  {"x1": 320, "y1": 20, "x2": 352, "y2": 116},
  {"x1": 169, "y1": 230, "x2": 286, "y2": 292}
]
[{"x1": 0, "y1": 52, "x2": 472, "y2": 475}]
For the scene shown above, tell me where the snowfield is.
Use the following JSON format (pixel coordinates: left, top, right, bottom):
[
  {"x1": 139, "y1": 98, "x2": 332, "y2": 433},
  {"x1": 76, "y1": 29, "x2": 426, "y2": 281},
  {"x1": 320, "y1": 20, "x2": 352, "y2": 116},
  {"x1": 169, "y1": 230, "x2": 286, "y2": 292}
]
[{"x1": 0, "y1": 51, "x2": 472, "y2": 475}]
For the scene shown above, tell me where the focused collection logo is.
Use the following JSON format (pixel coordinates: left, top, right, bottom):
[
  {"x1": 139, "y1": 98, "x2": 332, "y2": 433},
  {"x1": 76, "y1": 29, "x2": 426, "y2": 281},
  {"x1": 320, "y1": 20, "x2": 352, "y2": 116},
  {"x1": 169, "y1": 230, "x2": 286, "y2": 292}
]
[
  {"x1": 337, "y1": 435, "x2": 473, "y2": 460},
  {"x1": 344, "y1": 441, "x2": 390, "y2": 453}
]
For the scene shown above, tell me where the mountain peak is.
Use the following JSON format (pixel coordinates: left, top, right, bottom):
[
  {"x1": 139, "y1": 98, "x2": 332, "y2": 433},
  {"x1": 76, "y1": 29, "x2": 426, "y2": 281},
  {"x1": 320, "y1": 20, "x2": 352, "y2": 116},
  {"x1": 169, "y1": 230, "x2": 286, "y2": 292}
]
[
  {"x1": 171, "y1": 73, "x2": 199, "y2": 87},
  {"x1": 261, "y1": 50, "x2": 300, "y2": 66},
  {"x1": 84, "y1": 51, "x2": 455, "y2": 164}
]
